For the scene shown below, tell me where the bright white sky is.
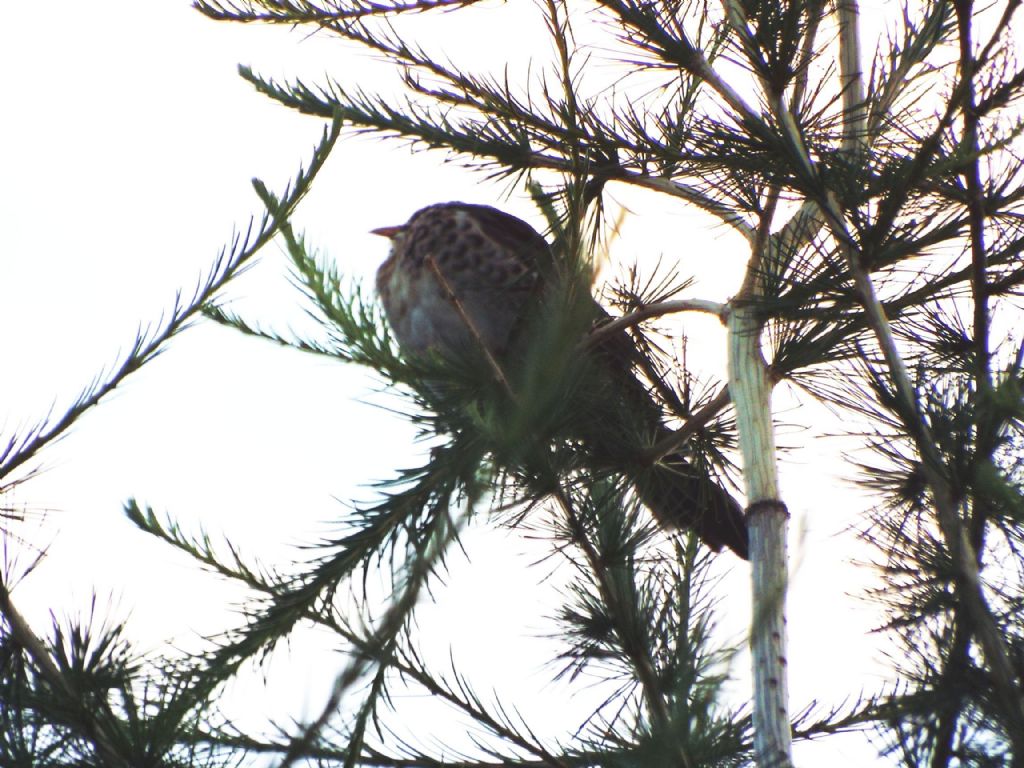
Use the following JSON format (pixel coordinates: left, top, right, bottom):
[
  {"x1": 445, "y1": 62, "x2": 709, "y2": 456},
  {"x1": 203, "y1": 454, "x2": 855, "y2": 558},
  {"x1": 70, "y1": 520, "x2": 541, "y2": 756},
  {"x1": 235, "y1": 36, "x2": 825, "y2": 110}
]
[{"x1": 0, "y1": 2, "x2": 898, "y2": 764}]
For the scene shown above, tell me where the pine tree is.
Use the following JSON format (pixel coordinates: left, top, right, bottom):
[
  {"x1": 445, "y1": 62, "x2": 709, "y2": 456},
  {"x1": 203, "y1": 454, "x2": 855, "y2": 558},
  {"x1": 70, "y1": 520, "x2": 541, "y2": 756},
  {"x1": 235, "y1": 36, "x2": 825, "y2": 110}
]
[{"x1": 2, "y1": 1, "x2": 1023, "y2": 766}]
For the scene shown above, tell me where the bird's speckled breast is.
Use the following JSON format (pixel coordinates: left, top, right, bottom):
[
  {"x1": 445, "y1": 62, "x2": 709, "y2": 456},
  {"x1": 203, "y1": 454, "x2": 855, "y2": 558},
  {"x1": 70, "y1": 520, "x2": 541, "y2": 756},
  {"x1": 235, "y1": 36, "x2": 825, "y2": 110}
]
[{"x1": 376, "y1": 203, "x2": 545, "y2": 357}]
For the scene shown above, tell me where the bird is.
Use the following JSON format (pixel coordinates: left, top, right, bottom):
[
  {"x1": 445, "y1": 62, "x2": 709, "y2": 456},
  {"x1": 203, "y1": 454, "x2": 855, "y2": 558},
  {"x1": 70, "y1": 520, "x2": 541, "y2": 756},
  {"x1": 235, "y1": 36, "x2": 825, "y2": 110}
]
[{"x1": 372, "y1": 202, "x2": 749, "y2": 559}]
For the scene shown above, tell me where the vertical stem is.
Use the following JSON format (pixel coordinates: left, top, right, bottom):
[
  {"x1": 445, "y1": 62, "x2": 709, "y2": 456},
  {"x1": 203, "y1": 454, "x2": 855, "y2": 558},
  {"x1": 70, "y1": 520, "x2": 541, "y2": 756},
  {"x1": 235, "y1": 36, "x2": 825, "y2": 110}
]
[
  {"x1": 953, "y1": 0, "x2": 993, "y2": 440},
  {"x1": 834, "y1": 196, "x2": 1024, "y2": 748},
  {"x1": 837, "y1": 0, "x2": 867, "y2": 153},
  {"x1": 728, "y1": 303, "x2": 792, "y2": 768},
  {"x1": 728, "y1": 307, "x2": 779, "y2": 505}
]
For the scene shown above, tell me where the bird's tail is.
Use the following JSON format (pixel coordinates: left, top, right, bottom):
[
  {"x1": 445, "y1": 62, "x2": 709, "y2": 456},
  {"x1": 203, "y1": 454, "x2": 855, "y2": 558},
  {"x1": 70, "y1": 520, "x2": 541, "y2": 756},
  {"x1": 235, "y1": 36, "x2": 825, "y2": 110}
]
[
  {"x1": 581, "y1": 319, "x2": 749, "y2": 559},
  {"x1": 632, "y1": 445, "x2": 749, "y2": 560}
]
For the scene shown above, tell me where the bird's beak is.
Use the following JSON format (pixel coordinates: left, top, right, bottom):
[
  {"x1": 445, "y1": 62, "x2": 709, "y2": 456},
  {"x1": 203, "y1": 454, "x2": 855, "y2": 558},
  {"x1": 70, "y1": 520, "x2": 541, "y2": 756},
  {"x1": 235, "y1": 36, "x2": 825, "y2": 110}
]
[{"x1": 370, "y1": 225, "x2": 404, "y2": 239}]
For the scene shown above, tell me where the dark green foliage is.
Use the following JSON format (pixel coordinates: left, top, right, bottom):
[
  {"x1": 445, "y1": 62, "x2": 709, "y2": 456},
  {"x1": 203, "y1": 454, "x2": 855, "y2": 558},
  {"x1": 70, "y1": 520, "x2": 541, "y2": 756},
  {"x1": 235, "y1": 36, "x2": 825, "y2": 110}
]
[{"x1": 4, "y1": 0, "x2": 1024, "y2": 766}]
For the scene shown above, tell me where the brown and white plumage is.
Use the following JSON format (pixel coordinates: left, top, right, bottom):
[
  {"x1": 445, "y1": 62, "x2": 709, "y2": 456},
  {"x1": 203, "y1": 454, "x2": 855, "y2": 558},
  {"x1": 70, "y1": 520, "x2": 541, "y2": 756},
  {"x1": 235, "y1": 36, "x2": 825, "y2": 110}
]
[
  {"x1": 373, "y1": 202, "x2": 748, "y2": 559},
  {"x1": 375, "y1": 203, "x2": 547, "y2": 357}
]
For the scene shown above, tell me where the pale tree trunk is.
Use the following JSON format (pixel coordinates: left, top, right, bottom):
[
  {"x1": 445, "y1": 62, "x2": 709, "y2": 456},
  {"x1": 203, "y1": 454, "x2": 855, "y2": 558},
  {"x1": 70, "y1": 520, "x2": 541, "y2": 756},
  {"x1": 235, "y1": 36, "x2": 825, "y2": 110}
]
[
  {"x1": 728, "y1": 303, "x2": 791, "y2": 768},
  {"x1": 723, "y1": 5, "x2": 870, "y2": 764}
]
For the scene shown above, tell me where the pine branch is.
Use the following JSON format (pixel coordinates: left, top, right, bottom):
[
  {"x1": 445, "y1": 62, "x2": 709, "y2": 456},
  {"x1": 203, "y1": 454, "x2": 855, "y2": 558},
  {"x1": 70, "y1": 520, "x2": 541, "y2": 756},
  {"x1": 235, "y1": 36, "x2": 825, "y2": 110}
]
[
  {"x1": 716, "y1": 7, "x2": 1024, "y2": 741},
  {"x1": 277, "y1": 497, "x2": 468, "y2": 768},
  {"x1": 0, "y1": 115, "x2": 342, "y2": 488},
  {"x1": 551, "y1": 486, "x2": 681, "y2": 748},
  {"x1": 0, "y1": 581, "x2": 128, "y2": 767},
  {"x1": 841, "y1": 215, "x2": 1024, "y2": 749},
  {"x1": 584, "y1": 298, "x2": 726, "y2": 350},
  {"x1": 237, "y1": 59, "x2": 760, "y2": 241},
  {"x1": 195, "y1": 0, "x2": 482, "y2": 21},
  {"x1": 181, "y1": 1, "x2": 1024, "y2": 763},
  {"x1": 595, "y1": 0, "x2": 764, "y2": 131},
  {"x1": 644, "y1": 385, "x2": 732, "y2": 464},
  {"x1": 164, "y1": 519, "x2": 576, "y2": 766},
  {"x1": 792, "y1": 4, "x2": 1024, "y2": 744}
]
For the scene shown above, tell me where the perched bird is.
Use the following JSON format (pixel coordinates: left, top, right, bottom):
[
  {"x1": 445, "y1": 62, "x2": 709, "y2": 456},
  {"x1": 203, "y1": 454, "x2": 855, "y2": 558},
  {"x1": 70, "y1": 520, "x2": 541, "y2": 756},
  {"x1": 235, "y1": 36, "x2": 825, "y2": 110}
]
[{"x1": 373, "y1": 202, "x2": 748, "y2": 559}]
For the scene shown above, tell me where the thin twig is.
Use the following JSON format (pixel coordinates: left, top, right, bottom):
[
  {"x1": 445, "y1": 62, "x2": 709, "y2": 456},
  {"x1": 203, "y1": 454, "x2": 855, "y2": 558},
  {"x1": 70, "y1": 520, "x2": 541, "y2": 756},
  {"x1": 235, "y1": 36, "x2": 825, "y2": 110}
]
[
  {"x1": 582, "y1": 298, "x2": 727, "y2": 351},
  {"x1": 643, "y1": 385, "x2": 732, "y2": 464},
  {"x1": 790, "y1": 1, "x2": 826, "y2": 115},
  {"x1": 626, "y1": 176, "x2": 757, "y2": 245}
]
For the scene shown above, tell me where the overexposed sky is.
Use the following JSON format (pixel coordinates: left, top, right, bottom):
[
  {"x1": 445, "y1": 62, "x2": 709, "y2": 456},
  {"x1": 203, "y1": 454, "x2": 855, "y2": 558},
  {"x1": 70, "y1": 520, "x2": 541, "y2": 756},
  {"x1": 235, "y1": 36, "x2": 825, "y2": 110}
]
[{"x1": 0, "y1": 2, "x2": 893, "y2": 764}]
